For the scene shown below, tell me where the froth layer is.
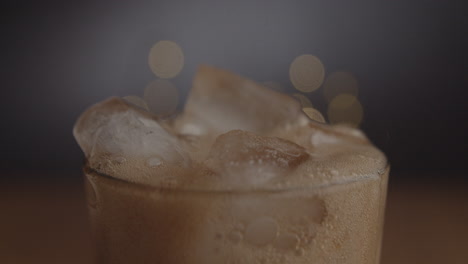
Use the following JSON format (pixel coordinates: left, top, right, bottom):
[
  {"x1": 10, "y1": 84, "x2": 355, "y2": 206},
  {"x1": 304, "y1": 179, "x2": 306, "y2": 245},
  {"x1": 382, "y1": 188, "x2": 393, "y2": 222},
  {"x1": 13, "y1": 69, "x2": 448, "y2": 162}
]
[
  {"x1": 76, "y1": 65, "x2": 386, "y2": 191},
  {"x1": 87, "y1": 119, "x2": 386, "y2": 191}
]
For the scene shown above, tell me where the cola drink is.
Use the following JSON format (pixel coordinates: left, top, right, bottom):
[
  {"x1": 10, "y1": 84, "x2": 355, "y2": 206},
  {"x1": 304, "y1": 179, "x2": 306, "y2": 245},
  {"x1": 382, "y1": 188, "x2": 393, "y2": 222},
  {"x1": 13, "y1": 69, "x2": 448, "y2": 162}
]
[{"x1": 75, "y1": 65, "x2": 389, "y2": 264}]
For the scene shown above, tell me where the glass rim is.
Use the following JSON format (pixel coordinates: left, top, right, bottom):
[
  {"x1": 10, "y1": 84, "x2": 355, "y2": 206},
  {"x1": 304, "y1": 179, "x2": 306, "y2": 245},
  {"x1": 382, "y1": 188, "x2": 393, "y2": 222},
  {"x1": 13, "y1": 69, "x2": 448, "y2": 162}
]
[{"x1": 84, "y1": 161, "x2": 389, "y2": 195}]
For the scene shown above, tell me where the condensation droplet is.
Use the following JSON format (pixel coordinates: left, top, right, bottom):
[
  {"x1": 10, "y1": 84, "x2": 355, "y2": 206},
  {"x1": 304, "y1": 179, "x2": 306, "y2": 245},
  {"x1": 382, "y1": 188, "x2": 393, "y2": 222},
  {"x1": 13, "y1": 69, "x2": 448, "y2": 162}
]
[
  {"x1": 302, "y1": 107, "x2": 325, "y2": 123},
  {"x1": 122, "y1": 95, "x2": 148, "y2": 110},
  {"x1": 245, "y1": 217, "x2": 278, "y2": 246},
  {"x1": 228, "y1": 230, "x2": 243, "y2": 244},
  {"x1": 144, "y1": 79, "x2": 179, "y2": 117},
  {"x1": 146, "y1": 157, "x2": 162, "y2": 167},
  {"x1": 289, "y1": 54, "x2": 325, "y2": 93},
  {"x1": 274, "y1": 232, "x2": 299, "y2": 250},
  {"x1": 148, "y1": 40, "x2": 184, "y2": 79}
]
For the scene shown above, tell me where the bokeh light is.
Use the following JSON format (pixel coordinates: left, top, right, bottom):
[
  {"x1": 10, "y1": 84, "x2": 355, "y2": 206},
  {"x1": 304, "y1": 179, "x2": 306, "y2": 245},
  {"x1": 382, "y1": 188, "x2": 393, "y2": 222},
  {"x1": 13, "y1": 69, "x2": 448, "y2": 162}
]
[
  {"x1": 327, "y1": 94, "x2": 363, "y2": 127},
  {"x1": 289, "y1": 54, "x2": 325, "y2": 93},
  {"x1": 323, "y1": 71, "x2": 359, "y2": 102},
  {"x1": 143, "y1": 79, "x2": 179, "y2": 117},
  {"x1": 148, "y1": 40, "x2": 184, "y2": 79},
  {"x1": 122, "y1": 95, "x2": 148, "y2": 110},
  {"x1": 302, "y1": 107, "x2": 325, "y2": 123},
  {"x1": 292, "y1": 93, "x2": 313, "y2": 108}
]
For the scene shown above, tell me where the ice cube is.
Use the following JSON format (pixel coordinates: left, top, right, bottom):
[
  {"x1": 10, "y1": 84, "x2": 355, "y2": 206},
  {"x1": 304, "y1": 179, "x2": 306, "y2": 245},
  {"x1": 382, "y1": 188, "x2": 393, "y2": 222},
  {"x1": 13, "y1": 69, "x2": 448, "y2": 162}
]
[
  {"x1": 175, "y1": 65, "x2": 303, "y2": 137},
  {"x1": 73, "y1": 97, "x2": 190, "y2": 167},
  {"x1": 205, "y1": 130, "x2": 309, "y2": 186}
]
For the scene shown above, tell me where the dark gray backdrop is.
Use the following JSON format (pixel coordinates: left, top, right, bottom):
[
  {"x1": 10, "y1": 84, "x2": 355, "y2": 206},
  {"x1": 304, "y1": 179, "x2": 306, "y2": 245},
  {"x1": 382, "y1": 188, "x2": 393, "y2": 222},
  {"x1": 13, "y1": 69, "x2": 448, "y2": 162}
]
[{"x1": 1, "y1": 0, "x2": 467, "y2": 179}]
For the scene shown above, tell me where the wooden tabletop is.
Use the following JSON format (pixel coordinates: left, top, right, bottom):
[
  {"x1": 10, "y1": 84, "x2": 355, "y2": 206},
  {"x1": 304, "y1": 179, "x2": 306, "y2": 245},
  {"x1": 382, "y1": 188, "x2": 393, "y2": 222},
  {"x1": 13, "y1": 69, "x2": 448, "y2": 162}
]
[{"x1": 1, "y1": 173, "x2": 467, "y2": 264}]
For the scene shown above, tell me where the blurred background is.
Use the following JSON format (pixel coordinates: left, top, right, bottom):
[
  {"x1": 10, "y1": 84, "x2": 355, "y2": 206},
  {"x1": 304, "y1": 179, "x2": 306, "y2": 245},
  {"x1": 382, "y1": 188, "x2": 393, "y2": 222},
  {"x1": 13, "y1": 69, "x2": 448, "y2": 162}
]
[{"x1": 1, "y1": 0, "x2": 467, "y2": 263}]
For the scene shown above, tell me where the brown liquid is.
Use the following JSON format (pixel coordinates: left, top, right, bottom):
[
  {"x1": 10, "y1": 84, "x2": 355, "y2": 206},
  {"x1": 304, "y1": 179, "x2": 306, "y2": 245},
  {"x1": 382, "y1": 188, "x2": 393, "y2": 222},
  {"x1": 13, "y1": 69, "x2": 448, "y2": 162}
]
[{"x1": 85, "y1": 166, "x2": 388, "y2": 264}]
